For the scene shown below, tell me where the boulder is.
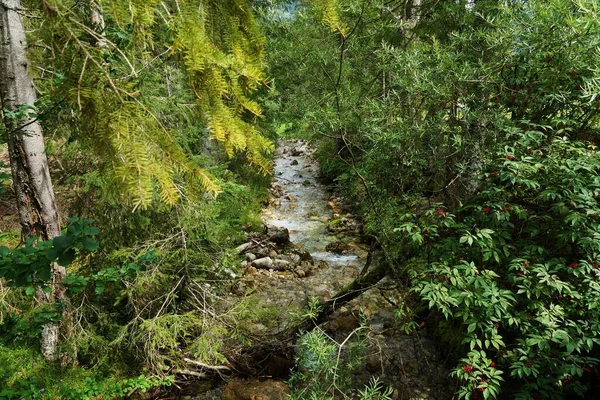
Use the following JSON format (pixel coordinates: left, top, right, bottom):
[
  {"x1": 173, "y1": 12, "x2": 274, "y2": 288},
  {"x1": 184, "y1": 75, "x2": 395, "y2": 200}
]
[
  {"x1": 298, "y1": 251, "x2": 313, "y2": 263},
  {"x1": 325, "y1": 241, "x2": 352, "y2": 254},
  {"x1": 269, "y1": 228, "x2": 290, "y2": 245},
  {"x1": 251, "y1": 257, "x2": 273, "y2": 269}
]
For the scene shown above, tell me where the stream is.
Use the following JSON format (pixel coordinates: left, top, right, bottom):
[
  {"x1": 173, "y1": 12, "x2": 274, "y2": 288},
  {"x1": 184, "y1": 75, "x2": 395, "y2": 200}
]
[{"x1": 183, "y1": 140, "x2": 453, "y2": 400}]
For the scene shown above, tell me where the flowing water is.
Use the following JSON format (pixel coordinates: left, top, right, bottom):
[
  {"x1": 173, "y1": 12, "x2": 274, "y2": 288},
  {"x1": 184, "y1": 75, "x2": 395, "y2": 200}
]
[
  {"x1": 262, "y1": 140, "x2": 364, "y2": 267},
  {"x1": 184, "y1": 139, "x2": 453, "y2": 400}
]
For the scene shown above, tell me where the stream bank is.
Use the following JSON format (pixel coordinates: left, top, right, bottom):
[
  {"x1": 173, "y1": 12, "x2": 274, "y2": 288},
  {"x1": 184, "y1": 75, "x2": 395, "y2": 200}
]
[{"x1": 179, "y1": 140, "x2": 453, "y2": 400}]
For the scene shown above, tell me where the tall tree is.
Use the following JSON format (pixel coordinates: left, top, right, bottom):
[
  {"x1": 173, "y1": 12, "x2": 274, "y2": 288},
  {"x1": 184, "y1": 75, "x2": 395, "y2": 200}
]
[{"x1": 0, "y1": 0, "x2": 65, "y2": 361}]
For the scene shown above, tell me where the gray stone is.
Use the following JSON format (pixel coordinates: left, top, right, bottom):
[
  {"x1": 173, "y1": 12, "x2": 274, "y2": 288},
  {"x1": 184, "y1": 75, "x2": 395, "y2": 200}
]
[
  {"x1": 273, "y1": 259, "x2": 291, "y2": 270},
  {"x1": 251, "y1": 257, "x2": 273, "y2": 269}
]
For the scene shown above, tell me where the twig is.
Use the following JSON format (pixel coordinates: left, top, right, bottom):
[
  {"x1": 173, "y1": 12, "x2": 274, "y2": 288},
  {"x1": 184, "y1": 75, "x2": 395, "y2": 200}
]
[
  {"x1": 183, "y1": 357, "x2": 231, "y2": 371},
  {"x1": 174, "y1": 369, "x2": 209, "y2": 379}
]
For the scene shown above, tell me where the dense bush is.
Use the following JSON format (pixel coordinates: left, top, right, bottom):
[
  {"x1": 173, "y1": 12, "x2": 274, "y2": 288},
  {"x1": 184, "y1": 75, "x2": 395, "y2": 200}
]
[{"x1": 262, "y1": 0, "x2": 600, "y2": 397}]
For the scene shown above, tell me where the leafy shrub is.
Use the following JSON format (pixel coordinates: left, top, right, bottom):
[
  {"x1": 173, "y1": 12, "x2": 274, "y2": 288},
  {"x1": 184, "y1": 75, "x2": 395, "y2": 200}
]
[{"x1": 401, "y1": 129, "x2": 600, "y2": 399}]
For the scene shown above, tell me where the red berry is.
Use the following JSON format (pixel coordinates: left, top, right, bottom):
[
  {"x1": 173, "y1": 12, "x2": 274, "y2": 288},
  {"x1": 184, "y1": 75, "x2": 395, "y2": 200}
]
[
  {"x1": 490, "y1": 361, "x2": 496, "y2": 368},
  {"x1": 463, "y1": 364, "x2": 473, "y2": 373},
  {"x1": 482, "y1": 207, "x2": 490, "y2": 214},
  {"x1": 506, "y1": 155, "x2": 515, "y2": 161},
  {"x1": 570, "y1": 262, "x2": 578, "y2": 269},
  {"x1": 522, "y1": 261, "x2": 529, "y2": 267},
  {"x1": 437, "y1": 209, "x2": 446, "y2": 216},
  {"x1": 502, "y1": 204, "x2": 510, "y2": 212},
  {"x1": 593, "y1": 263, "x2": 598, "y2": 269},
  {"x1": 491, "y1": 170, "x2": 499, "y2": 177},
  {"x1": 494, "y1": 323, "x2": 500, "y2": 329}
]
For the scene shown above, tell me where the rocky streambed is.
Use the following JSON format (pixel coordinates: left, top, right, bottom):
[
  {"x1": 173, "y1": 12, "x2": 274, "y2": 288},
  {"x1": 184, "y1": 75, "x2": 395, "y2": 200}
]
[{"x1": 180, "y1": 140, "x2": 453, "y2": 400}]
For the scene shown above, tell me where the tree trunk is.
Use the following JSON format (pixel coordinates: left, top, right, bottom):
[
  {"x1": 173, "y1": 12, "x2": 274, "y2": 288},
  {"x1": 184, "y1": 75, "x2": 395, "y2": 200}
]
[{"x1": 0, "y1": 0, "x2": 66, "y2": 362}]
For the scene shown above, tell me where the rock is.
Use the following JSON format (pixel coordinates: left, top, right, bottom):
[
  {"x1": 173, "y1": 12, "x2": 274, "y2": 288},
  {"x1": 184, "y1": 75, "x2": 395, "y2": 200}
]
[
  {"x1": 302, "y1": 180, "x2": 311, "y2": 186},
  {"x1": 295, "y1": 269, "x2": 306, "y2": 278},
  {"x1": 252, "y1": 257, "x2": 273, "y2": 269},
  {"x1": 222, "y1": 380, "x2": 291, "y2": 400},
  {"x1": 269, "y1": 228, "x2": 290, "y2": 245},
  {"x1": 273, "y1": 259, "x2": 291, "y2": 270},
  {"x1": 254, "y1": 246, "x2": 269, "y2": 258},
  {"x1": 325, "y1": 241, "x2": 352, "y2": 254},
  {"x1": 365, "y1": 355, "x2": 382, "y2": 373},
  {"x1": 236, "y1": 242, "x2": 254, "y2": 254},
  {"x1": 298, "y1": 251, "x2": 313, "y2": 263},
  {"x1": 268, "y1": 249, "x2": 278, "y2": 258},
  {"x1": 291, "y1": 148, "x2": 303, "y2": 156},
  {"x1": 290, "y1": 159, "x2": 298, "y2": 165},
  {"x1": 246, "y1": 253, "x2": 257, "y2": 262}
]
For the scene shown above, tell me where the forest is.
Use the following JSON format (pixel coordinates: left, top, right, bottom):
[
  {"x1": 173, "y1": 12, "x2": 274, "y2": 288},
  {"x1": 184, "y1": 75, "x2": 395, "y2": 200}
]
[{"x1": 1, "y1": 0, "x2": 600, "y2": 399}]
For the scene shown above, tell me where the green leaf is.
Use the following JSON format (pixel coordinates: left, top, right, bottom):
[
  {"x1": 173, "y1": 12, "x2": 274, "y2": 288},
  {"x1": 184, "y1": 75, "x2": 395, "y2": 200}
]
[
  {"x1": 53, "y1": 235, "x2": 75, "y2": 251},
  {"x1": 95, "y1": 282, "x2": 105, "y2": 295},
  {"x1": 81, "y1": 237, "x2": 99, "y2": 251},
  {"x1": 57, "y1": 249, "x2": 76, "y2": 266}
]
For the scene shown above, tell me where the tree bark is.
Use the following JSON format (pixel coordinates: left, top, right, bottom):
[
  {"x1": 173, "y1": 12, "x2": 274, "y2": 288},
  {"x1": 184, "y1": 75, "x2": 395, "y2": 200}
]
[{"x1": 0, "y1": 0, "x2": 66, "y2": 362}]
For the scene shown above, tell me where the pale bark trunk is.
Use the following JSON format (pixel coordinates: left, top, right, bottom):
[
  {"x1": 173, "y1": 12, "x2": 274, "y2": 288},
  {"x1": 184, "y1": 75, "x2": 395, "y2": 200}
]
[{"x1": 0, "y1": 0, "x2": 66, "y2": 362}]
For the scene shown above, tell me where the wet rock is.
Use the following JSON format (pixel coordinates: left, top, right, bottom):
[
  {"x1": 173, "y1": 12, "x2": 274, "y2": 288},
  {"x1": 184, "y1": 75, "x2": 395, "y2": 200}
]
[
  {"x1": 325, "y1": 241, "x2": 352, "y2": 253},
  {"x1": 252, "y1": 257, "x2": 273, "y2": 269},
  {"x1": 290, "y1": 148, "x2": 303, "y2": 156},
  {"x1": 222, "y1": 379, "x2": 291, "y2": 400},
  {"x1": 300, "y1": 261, "x2": 313, "y2": 271},
  {"x1": 269, "y1": 228, "x2": 290, "y2": 245},
  {"x1": 246, "y1": 253, "x2": 257, "y2": 262},
  {"x1": 290, "y1": 159, "x2": 299, "y2": 166},
  {"x1": 302, "y1": 180, "x2": 311, "y2": 186},
  {"x1": 298, "y1": 251, "x2": 313, "y2": 263}
]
